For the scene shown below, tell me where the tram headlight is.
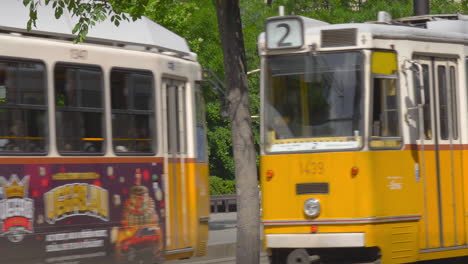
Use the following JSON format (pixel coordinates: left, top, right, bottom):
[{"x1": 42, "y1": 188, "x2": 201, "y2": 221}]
[{"x1": 303, "y1": 198, "x2": 321, "y2": 218}]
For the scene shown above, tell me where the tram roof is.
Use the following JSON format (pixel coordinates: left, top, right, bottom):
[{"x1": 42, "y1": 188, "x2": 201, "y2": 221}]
[
  {"x1": 261, "y1": 14, "x2": 468, "y2": 53},
  {"x1": 306, "y1": 21, "x2": 468, "y2": 45},
  {"x1": 0, "y1": 0, "x2": 193, "y2": 58}
]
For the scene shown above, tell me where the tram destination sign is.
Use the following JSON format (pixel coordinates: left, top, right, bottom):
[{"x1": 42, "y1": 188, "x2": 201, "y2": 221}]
[{"x1": 266, "y1": 16, "x2": 304, "y2": 50}]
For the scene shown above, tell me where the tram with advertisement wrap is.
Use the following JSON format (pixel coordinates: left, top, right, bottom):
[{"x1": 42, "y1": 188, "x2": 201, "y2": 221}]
[
  {"x1": 259, "y1": 11, "x2": 468, "y2": 264},
  {"x1": 0, "y1": 1, "x2": 209, "y2": 263}
]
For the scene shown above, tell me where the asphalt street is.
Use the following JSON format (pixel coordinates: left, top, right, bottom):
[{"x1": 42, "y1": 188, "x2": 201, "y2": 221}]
[{"x1": 167, "y1": 212, "x2": 268, "y2": 264}]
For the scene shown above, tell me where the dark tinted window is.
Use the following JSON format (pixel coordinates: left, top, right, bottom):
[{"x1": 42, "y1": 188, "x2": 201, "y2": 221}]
[
  {"x1": 0, "y1": 59, "x2": 47, "y2": 153},
  {"x1": 111, "y1": 69, "x2": 154, "y2": 154},
  {"x1": 195, "y1": 86, "x2": 207, "y2": 162},
  {"x1": 55, "y1": 64, "x2": 103, "y2": 154},
  {"x1": 372, "y1": 78, "x2": 400, "y2": 137},
  {"x1": 450, "y1": 66, "x2": 458, "y2": 140},
  {"x1": 438, "y1": 66, "x2": 448, "y2": 140},
  {"x1": 165, "y1": 80, "x2": 187, "y2": 155}
]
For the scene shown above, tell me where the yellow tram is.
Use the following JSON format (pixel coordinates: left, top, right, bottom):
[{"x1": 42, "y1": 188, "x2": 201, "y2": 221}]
[{"x1": 259, "y1": 12, "x2": 468, "y2": 264}]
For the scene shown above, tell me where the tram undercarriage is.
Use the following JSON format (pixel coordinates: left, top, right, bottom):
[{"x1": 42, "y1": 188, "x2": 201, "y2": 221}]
[{"x1": 270, "y1": 247, "x2": 381, "y2": 264}]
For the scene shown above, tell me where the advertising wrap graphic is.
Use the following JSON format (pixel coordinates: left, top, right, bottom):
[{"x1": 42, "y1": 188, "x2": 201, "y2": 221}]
[
  {"x1": 114, "y1": 168, "x2": 163, "y2": 264},
  {"x1": 0, "y1": 175, "x2": 34, "y2": 243},
  {"x1": 44, "y1": 183, "x2": 109, "y2": 224},
  {"x1": 0, "y1": 162, "x2": 165, "y2": 264}
]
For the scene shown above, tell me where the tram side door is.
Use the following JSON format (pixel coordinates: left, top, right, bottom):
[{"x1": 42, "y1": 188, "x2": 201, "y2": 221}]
[
  {"x1": 162, "y1": 78, "x2": 190, "y2": 252},
  {"x1": 416, "y1": 57, "x2": 465, "y2": 250},
  {"x1": 433, "y1": 58, "x2": 465, "y2": 249}
]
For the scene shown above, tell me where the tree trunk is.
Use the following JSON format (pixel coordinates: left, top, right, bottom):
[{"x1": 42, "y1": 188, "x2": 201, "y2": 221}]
[{"x1": 215, "y1": 1, "x2": 260, "y2": 264}]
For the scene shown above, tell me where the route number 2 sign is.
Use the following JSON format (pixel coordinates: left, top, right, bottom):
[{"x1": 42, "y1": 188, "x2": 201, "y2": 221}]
[{"x1": 266, "y1": 17, "x2": 303, "y2": 50}]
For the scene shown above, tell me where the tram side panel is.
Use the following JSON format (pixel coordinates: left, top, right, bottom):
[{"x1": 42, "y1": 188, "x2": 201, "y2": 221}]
[
  {"x1": 368, "y1": 149, "x2": 421, "y2": 264},
  {"x1": 192, "y1": 161, "x2": 210, "y2": 257}
]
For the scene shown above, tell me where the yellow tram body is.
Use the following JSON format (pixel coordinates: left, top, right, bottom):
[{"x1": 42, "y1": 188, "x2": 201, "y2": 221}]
[
  {"x1": 262, "y1": 150, "x2": 468, "y2": 263},
  {"x1": 165, "y1": 161, "x2": 210, "y2": 260},
  {"x1": 260, "y1": 13, "x2": 468, "y2": 263}
]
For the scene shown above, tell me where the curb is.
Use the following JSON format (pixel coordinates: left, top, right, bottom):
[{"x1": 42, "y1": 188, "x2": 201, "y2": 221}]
[
  {"x1": 206, "y1": 242, "x2": 237, "y2": 259},
  {"x1": 166, "y1": 242, "x2": 266, "y2": 263},
  {"x1": 184, "y1": 253, "x2": 268, "y2": 264},
  {"x1": 165, "y1": 243, "x2": 236, "y2": 264}
]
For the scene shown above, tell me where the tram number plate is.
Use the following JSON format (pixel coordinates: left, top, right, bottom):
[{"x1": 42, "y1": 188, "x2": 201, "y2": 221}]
[
  {"x1": 70, "y1": 49, "x2": 88, "y2": 60},
  {"x1": 266, "y1": 17, "x2": 303, "y2": 50}
]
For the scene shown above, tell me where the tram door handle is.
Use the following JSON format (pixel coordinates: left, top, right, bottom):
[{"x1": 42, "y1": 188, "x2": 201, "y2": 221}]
[
  {"x1": 408, "y1": 60, "x2": 426, "y2": 139},
  {"x1": 404, "y1": 106, "x2": 418, "y2": 124}
]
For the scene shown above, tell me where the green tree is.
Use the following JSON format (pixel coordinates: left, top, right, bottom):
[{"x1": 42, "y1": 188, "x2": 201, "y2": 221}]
[
  {"x1": 145, "y1": 0, "x2": 235, "y2": 181},
  {"x1": 215, "y1": 1, "x2": 260, "y2": 263},
  {"x1": 23, "y1": 0, "x2": 150, "y2": 42},
  {"x1": 267, "y1": 0, "x2": 466, "y2": 22},
  {"x1": 209, "y1": 176, "x2": 236, "y2": 195}
]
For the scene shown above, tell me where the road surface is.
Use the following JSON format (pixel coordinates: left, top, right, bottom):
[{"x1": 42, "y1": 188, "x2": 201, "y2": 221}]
[{"x1": 166, "y1": 212, "x2": 268, "y2": 264}]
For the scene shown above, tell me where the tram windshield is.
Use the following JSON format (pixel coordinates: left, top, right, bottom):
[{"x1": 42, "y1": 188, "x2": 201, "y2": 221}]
[{"x1": 264, "y1": 52, "x2": 363, "y2": 152}]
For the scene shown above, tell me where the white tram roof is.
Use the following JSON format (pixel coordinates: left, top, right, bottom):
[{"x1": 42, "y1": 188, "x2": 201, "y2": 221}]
[
  {"x1": 313, "y1": 13, "x2": 468, "y2": 44},
  {"x1": 0, "y1": 0, "x2": 194, "y2": 59},
  {"x1": 308, "y1": 21, "x2": 468, "y2": 44},
  {"x1": 261, "y1": 14, "x2": 468, "y2": 54}
]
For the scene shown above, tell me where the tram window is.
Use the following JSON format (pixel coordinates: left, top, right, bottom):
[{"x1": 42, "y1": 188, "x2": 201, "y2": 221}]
[
  {"x1": 370, "y1": 78, "x2": 401, "y2": 148},
  {"x1": 266, "y1": 53, "x2": 363, "y2": 141},
  {"x1": 413, "y1": 64, "x2": 432, "y2": 140},
  {"x1": 195, "y1": 85, "x2": 208, "y2": 163},
  {"x1": 111, "y1": 69, "x2": 154, "y2": 154},
  {"x1": 450, "y1": 66, "x2": 458, "y2": 140},
  {"x1": 165, "y1": 82, "x2": 187, "y2": 154},
  {"x1": 438, "y1": 66, "x2": 449, "y2": 140},
  {"x1": 55, "y1": 64, "x2": 104, "y2": 154},
  {"x1": 0, "y1": 59, "x2": 47, "y2": 154}
]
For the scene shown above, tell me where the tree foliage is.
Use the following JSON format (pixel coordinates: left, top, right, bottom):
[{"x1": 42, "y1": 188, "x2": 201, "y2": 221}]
[
  {"x1": 144, "y1": 0, "x2": 234, "y2": 180},
  {"x1": 209, "y1": 176, "x2": 236, "y2": 195},
  {"x1": 23, "y1": 0, "x2": 149, "y2": 42}
]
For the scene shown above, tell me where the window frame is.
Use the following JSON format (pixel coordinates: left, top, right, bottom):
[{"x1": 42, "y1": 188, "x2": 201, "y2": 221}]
[
  {"x1": 0, "y1": 57, "x2": 48, "y2": 156},
  {"x1": 54, "y1": 62, "x2": 106, "y2": 156},
  {"x1": 195, "y1": 82, "x2": 208, "y2": 163},
  {"x1": 369, "y1": 50, "x2": 403, "y2": 150},
  {"x1": 262, "y1": 50, "x2": 366, "y2": 154},
  {"x1": 110, "y1": 67, "x2": 156, "y2": 156},
  {"x1": 449, "y1": 65, "x2": 458, "y2": 140},
  {"x1": 437, "y1": 65, "x2": 450, "y2": 140},
  {"x1": 164, "y1": 79, "x2": 187, "y2": 155}
]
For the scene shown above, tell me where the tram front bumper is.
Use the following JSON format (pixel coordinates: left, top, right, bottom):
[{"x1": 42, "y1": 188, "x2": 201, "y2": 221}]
[{"x1": 266, "y1": 233, "x2": 365, "y2": 248}]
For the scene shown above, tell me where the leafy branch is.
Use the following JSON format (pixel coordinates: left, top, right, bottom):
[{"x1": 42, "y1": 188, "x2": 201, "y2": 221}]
[{"x1": 22, "y1": 0, "x2": 149, "y2": 43}]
